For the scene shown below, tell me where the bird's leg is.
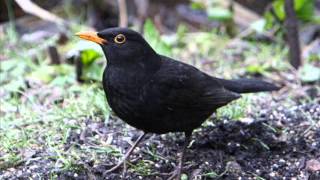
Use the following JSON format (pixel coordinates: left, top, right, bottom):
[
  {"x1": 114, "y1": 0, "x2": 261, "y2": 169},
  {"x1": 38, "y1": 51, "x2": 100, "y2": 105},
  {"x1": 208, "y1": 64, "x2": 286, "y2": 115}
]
[
  {"x1": 104, "y1": 132, "x2": 146, "y2": 176},
  {"x1": 168, "y1": 131, "x2": 192, "y2": 180}
]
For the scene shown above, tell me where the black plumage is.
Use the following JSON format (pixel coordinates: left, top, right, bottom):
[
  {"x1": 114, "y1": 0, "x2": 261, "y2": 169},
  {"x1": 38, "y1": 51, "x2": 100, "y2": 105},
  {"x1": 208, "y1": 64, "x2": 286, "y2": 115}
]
[
  {"x1": 76, "y1": 28, "x2": 279, "y2": 179},
  {"x1": 103, "y1": 55, "x2": 241, "y2": 134}
]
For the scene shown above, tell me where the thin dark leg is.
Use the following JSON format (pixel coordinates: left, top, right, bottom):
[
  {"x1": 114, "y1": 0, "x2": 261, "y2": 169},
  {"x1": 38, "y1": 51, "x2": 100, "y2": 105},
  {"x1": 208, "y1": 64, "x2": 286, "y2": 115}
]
[
  {"x1": 104, "y1": 132, "x2": 146, "y2": 175},
  {"x1": 168, "y1": 131, "x2": 192, "y2": 180}
]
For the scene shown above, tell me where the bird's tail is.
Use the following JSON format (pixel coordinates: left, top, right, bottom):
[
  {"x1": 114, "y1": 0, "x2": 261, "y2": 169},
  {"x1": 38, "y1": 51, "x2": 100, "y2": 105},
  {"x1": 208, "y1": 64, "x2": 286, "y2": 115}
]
[{"x1": 218, "y1": 78, "x2": 280, "y2": 93}]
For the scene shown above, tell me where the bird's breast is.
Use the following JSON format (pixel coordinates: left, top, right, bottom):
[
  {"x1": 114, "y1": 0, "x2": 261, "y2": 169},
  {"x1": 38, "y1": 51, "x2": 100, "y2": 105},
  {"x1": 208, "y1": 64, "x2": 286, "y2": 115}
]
[{"x1": 102, "y1": 67, "x2": 148, "y2": 121}]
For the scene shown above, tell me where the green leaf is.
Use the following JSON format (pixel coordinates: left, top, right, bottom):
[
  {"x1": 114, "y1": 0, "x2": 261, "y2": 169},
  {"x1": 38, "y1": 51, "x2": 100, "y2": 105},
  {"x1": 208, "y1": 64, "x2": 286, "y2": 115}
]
[
  {"x1": 294, "y1": 0, "x2": 308, "y2": 10},
  {"x1": 272, "y1": 0, "x2": 315, "y2": 22},
  {"x1": 80, "y1": 49, "x2": 102, "y2": 65},
  {"x1": 264, "y1": 0, "x2": 315, "y2": 30},
  {"x1": 191, "y1": 2, "x2": 205, "y2": 10},
  {"x1": 143, "y1": 19, "x2": 172, "y2": 56},
  {"x1": 71, "y1": 41, "x2": 104, "y2": 82},
  {"x1": 79, "y1": 48, "x2": 103, "y2": 82},
  {"x1": 203, "y1": 172, "x2": 219, "y2": 178},
  {"x1": 272, "y1": 0, "x2": 285, "y2": 21},
  {"x1": 298, "y1": 64, "x2": 320, "y2": 82},
  {"x1": 264, "y1": 11, "x2": 275, "y2": 30},
  {"x1": 207, "y1": 7, "x2": 233, "y2": 21},
  {"x1": 295, "y1": 0, "x2": 315, "y2": 21},
  {"x1": 246, "y1": 64, "x2": 267, "y2": 75}
]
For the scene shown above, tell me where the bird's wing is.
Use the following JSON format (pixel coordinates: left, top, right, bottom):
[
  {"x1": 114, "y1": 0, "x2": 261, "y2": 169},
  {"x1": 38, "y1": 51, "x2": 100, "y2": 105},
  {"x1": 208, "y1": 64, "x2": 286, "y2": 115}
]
[{"x1": 142, "y1": 57, "x2": 240, "y2": 111}]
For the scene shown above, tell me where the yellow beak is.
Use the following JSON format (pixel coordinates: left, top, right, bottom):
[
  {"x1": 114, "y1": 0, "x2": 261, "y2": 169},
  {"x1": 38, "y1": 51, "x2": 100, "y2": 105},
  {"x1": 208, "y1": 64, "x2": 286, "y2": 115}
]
[{"x1": 75, "y1": 31, "x2": 107, "y2": 45}]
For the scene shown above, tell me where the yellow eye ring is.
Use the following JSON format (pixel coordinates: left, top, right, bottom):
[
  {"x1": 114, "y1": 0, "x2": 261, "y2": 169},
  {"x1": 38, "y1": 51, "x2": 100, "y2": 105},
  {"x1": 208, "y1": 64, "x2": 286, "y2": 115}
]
[{"x1": 114, "y1": 34, "x2": 126, "y2": 44}]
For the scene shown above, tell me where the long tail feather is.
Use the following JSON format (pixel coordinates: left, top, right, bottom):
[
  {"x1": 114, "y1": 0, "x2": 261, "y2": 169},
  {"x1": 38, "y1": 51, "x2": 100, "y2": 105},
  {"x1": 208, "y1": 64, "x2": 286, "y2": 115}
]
[{"x1": 218, "y1": 78, "x2": 280, "y2": 93}]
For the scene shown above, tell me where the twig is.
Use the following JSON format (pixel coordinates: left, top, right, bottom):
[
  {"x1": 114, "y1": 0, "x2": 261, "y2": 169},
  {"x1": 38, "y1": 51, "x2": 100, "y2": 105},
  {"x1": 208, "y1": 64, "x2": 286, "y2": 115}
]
[
  {"x1": 117, "y1": 0, "x2": 128, "y2": 27},
  {"x1": 15, "y1": 0, "x2": 67, "y2": 26},
  {"x1": 47, "y1": 46, "x2": 61, "y2": 65},
  {"x1": 285, "y1": 0, "x2": 302, "y2": 69},
  {"x1": 134, "y1": 0, "x2": 149, "y2": 32}
]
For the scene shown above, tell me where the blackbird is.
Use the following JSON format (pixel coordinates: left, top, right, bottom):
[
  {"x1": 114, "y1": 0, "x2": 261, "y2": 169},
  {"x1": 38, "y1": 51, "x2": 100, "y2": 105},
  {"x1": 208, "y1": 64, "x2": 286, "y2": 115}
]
[{"x1": 76, "y1": 28, "x2": 279, "y2": 179}]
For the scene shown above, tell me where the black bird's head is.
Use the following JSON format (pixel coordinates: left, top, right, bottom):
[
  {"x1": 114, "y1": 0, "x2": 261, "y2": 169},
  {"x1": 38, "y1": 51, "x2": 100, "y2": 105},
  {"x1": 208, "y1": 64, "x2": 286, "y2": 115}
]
[{"x1": 76, "y1": 28, "x2": 159, "y2": 67}]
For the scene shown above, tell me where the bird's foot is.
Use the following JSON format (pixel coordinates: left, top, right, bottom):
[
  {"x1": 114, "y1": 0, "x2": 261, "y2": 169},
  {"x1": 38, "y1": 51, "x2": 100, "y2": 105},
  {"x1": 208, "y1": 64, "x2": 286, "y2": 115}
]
[{"x1": 167, "y1": 166, "x2": 182, "y2": 180}]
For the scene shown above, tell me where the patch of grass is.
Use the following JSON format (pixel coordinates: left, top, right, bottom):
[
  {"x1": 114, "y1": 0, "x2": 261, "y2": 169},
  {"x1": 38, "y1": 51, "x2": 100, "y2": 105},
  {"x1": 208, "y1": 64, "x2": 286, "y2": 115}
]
[
  {"x1": 0, "y1": 153, "x2": 23, "y2": 170},
  {"x1": 0, "y1": 38, "x2": 111, "y2": 173},
  {"x1": 128, "y1": 160, "x2": 153, "y2": 176},
  {"x1": 144, "y1": 145, "x2": 168, "y2": 162},
  {"x1": 252, "y1": 138, "x2": 270, "y2": 150},
  {"x1": 216, "y1": 95, "x2": 251, "y2": 120}
]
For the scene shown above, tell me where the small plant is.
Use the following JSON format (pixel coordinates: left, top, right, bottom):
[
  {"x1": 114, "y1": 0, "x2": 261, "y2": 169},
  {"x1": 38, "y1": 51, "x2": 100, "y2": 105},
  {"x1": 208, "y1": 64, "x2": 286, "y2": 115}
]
[{"x1": 216, "y1": 95, "x2": 251, "y2": 120}]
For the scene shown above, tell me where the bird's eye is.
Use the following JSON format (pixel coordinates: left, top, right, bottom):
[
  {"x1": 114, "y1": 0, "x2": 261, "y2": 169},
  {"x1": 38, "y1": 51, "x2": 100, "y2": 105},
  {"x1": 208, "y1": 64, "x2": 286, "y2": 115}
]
[{"x1": 114, "y1": 34, "x2": 126, "y2": 44}]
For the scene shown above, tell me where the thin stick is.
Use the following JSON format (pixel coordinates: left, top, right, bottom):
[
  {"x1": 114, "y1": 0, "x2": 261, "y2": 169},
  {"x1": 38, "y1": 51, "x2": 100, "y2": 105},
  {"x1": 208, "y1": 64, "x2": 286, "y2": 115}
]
[
  {"x1": 117, "y1": 0, "x2": 128, "y2": 27},
  {"x1": 104, "y1": 132, "x2": 146, "y2": 174},
  {"x1": 285, "y1": 0, "x2": 301, "y2": 69},
  {"x1": 15, "y1": 0, "x2": 66, "y2": 26}
]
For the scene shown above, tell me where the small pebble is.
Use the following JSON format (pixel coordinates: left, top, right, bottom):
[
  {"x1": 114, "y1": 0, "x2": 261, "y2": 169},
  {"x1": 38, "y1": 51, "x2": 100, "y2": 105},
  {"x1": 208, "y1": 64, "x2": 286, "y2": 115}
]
[
  {"x1": 306, "y1": 159, "x2": 320, "y2": 172},
  {"x1": 269, "y1": 172, "x2": 276, "y2": 177}
]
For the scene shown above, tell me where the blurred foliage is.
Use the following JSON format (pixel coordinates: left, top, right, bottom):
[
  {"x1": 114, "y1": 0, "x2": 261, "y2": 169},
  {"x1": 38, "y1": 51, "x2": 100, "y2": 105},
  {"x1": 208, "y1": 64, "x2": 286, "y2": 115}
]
[
  {"x1": 207, "y1": 7, "x2": 233, "y2": 21},
  {"x1": 28, "y1": 64, "x2": 74, "y2": 84},
  {"x1": 191, "y1": 0, "x2": 233, "y2": 21},
  {"x1": 249, "y1": 19, "x2": 267, "y2": 34},
  {"x1": 143, "y1": 19, "x2": 172, "y2": 56},
  {"x1": 273, "y1": 0, "x2": 316, "y2": 21},
  {"x1": 79, "y1": 49, "x2": 104, "y2": 82},
  {"x1": 264, "y1": 0, "x2": 319, "y2": 30},
  {"x1": 260, "y1": 0, "x2": 319, "y2": 79},
  {"x1": 245, "y1": 64, "x2": 270, "y2": 75},
  {"x1": 80, "y1": 49, "x2": 102, "y2": 65}
]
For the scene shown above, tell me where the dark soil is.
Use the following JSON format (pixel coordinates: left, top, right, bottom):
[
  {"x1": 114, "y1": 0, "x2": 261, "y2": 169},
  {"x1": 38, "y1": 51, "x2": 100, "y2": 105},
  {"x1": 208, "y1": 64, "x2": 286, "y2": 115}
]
[{"x1": 1, "y1": 97, "x2": 319, "y2": 180}]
